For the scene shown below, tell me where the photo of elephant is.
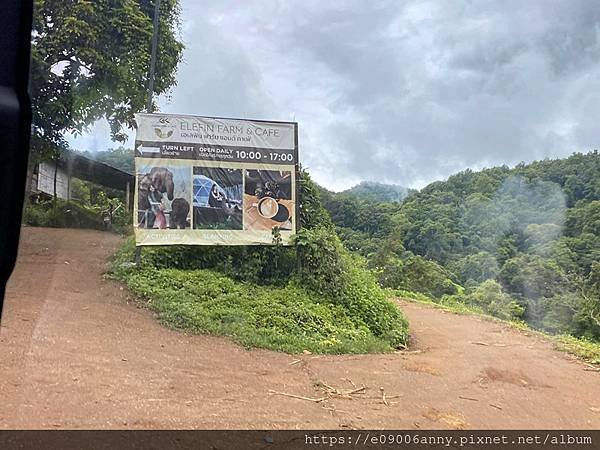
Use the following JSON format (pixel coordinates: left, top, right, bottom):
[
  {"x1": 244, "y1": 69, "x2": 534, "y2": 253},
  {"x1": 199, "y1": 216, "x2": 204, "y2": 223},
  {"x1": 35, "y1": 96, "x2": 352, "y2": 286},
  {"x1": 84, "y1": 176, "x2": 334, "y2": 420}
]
[{"x1": 137, "y1": 164, "x2": 191, "y2": 229}]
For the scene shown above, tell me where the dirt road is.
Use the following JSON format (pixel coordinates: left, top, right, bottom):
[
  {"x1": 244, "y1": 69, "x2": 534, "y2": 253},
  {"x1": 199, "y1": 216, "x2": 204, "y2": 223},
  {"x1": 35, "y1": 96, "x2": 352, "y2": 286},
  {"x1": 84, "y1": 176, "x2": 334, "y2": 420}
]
[{"x1": 1, "y1": 227, "x2": 598, "y2": 429}]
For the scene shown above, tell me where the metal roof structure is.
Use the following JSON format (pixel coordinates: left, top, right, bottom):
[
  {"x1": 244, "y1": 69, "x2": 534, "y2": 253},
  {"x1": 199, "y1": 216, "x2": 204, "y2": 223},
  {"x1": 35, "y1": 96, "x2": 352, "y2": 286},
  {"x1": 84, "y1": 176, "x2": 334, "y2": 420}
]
[{"x1": 57, "y1": 149, "x2": 133, "y2": 190}]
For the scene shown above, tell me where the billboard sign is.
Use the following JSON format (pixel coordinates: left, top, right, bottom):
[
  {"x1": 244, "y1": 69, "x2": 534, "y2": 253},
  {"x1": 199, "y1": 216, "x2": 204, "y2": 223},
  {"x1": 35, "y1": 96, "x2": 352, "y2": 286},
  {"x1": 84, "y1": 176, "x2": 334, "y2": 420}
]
[{"x1": 133, "y1": 113, "x2": 298, "y2": 246}]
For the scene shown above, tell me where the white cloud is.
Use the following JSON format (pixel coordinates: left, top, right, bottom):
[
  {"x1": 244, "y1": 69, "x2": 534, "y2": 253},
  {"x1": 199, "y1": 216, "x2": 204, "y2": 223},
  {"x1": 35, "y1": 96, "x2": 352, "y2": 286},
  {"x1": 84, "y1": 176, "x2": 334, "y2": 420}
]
[{"x1": 67, "y1": 0, "x2": 600, "y2": 191}]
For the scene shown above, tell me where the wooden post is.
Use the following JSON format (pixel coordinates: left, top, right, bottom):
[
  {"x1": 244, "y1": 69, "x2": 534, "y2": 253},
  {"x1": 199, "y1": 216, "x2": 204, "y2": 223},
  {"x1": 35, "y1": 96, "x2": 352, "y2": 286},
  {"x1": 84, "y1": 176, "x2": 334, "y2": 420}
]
[
  {"x1": 53, "y1": 161, "x2": 57, "y2": 198},
  {"x1": 67, "y1": 164, "x2": 72, "y2": 201},
  {"x1": 125, "y1": 180, "x2": 131, "y2": 211},
  {"x1": 135, "y1": 246, "x2": 142, "y2": 266},
  {"x1": 294, "y1": 123, "x2": 301, "y2": 274}
]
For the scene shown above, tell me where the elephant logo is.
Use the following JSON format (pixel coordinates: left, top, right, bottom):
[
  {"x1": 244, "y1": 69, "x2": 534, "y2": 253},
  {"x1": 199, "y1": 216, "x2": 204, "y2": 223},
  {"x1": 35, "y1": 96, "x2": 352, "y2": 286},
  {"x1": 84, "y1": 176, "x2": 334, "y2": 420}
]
[
  {"x1": 154, "y1": 128, "x2": 174, "y2": 139},
  {"x1": 152, "y1": 117, "x2": 176, "y2": 139}
]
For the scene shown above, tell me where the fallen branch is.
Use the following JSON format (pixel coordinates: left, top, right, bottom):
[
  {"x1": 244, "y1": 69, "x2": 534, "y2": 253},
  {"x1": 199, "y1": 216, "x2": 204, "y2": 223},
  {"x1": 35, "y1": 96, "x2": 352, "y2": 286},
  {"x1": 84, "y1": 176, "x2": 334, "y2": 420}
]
[
  {"x1": 364, "y1": 394, "x2": 401, "y2": 400},
  {"x1": 315, "y1": 381, "x2": 366, "y2": 398},
  {"x1": 320, "y1": 381, "x2": 338, "y2": 393},
  {"x1": 346, "y1": 386, "x2": 366, "y2": 395},
  {"x1": 342, "y1": 378, "x2": 357, "y2": 389},
  {"x1": 470, "y1": 341, "x2": 489, "y2": 346},
  {"x1": 268, "y1": 390, "x2": 328, "y2": 403},
  {"x1": 459, "y1": 395, "x2": 479, "y2": 402},
  {"x1": 289, "y1": 359, "x2": 302, "y2": 366},
  {"x1": 489, "y1": 403, "x2": 503, "y2": 410}
]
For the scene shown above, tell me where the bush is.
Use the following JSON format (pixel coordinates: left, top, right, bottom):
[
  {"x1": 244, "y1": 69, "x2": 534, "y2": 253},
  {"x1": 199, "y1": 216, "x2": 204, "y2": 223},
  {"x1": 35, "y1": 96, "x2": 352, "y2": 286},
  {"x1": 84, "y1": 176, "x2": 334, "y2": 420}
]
[
  {"x1": 294, "y1": 226, "x2": 347, "y2": 298},
  {"x1": 449, "y1": 252, "x2": 500, "y2": 284},
  {"x1": 23, "y1": 195, "x2": 131, "y2": 234},
  {"x1": 443, "y1": 279, "x2": 524, "y2": 321},
  {"x1": 374, "y1": 253, "x2": 462, "y2": 299},
  {"x1": 338, "y1": 254, "x2": 409, "y2": 347},
  {"x1": 138, "y1": 239, "x2": 297, "y2": 286},
  {"x1": 111, "y1": 252, "x2": 408, "y2": 353},
  {"x1": 23, "y1": 199, "x2": 105, "y2": 230},
  {"x1": 109, "y1": 170, "x2": 409, "y2": 353}
]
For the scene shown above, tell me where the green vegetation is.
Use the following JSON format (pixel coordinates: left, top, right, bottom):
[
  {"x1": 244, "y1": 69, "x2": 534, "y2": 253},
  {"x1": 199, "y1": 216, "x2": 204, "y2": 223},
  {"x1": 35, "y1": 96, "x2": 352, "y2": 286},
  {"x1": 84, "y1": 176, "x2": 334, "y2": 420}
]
[
  {"x1": 553, "y1": 334, "x2": 600, "y2": 365},
  {"x1": 24, "y1": 179, "x2": 131, "y2": 234},
  {"x1": 318, "y1": 185, "x2": 403, "y2": 257},
  {"x1": 322, "y1": 151, "x2": 600, "y2": 344},
  {"x1": 445, "y1": 279, "x2": 525, "y2": 321},
  {"x1": 24, "y1": 198, "x2": 106, "y2": 231},
  {"x1": 109, "y1": 170, "x2": 409, "y2": 354},
  {"x1": 31, "y1": 0, "x2": 183, "y2": 154},
  {"x1": 339, "y1": 181, "x2": 414, "y2": 203},
  {"x1": 28, "y1": 0, "x2": 183, "y2": 201},
  {"x1": 79, "y1": 147, "x2": 134, "y2": 174}
]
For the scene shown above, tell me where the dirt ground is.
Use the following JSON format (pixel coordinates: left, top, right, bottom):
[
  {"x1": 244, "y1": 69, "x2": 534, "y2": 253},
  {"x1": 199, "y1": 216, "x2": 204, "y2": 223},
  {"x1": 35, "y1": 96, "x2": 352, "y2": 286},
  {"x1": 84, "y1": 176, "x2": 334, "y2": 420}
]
[{"x1": 0, "y1": 227, "x2": 598, "y2": 429}]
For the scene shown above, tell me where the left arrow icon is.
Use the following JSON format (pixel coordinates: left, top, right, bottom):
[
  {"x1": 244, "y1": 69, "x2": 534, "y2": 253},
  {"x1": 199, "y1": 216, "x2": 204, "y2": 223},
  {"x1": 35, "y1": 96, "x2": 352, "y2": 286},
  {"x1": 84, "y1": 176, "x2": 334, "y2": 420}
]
[{"x1": 137, "y1": 145, "x2": 161, "y2": 155}]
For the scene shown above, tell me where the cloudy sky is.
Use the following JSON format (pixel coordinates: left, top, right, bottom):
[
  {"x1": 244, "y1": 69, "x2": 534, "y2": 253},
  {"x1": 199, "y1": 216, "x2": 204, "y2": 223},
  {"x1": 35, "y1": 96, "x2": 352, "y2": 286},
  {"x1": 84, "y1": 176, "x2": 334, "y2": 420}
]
[{"x1": 68, "y1": 0, "x2": 600, "y2": 191}]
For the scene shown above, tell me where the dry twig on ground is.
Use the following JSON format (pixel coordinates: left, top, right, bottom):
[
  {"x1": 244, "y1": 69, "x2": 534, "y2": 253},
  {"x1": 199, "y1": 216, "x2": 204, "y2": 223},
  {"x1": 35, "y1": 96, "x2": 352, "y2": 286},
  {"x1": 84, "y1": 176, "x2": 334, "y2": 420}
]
[
  {"x1": 380, "y1": 387, "x2": 389, "y2": 407},
  {"x1": 268, "y1": 390, "x2": 327, "y2": 403}
]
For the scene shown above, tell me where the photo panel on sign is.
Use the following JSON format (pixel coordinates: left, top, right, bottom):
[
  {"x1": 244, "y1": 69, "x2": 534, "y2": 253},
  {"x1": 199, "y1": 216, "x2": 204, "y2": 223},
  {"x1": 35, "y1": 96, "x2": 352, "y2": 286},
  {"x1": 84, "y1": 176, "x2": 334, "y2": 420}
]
[
  {"x1": 193, "y1": 166, "x2": 244, "y2": 230},
  {"x1": 136, "y1": 162, "x2": 192, "y2": 230},
  {"x1": 243, "y1": 169, "x2": 293, "y2": 232}
]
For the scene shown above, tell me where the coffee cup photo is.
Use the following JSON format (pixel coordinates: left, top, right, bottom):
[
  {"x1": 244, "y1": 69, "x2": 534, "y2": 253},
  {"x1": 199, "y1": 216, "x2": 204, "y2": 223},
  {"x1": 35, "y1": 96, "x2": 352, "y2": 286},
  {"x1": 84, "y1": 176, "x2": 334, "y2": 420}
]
[
  {"x1": 244, "y1": 169, "x2": 293, "y2": 230},
  {"x1": 253, "y1": 196, "x2": 279, "y2": 219}
]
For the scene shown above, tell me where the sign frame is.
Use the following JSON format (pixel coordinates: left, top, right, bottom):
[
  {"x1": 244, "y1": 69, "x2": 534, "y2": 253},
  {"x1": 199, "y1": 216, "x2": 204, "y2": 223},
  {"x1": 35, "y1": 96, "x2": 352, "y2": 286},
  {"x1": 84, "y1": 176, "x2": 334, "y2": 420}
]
[{"x1": 133, "y1": 113, "x2": 299, "y2": 248}]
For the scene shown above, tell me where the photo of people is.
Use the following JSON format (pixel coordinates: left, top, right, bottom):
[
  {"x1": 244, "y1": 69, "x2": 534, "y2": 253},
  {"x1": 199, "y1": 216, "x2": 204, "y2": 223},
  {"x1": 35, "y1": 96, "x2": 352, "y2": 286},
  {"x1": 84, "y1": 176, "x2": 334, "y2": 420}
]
[
  {"x1": 193, "y1": 167, "x2": 243, "y2": 229},
  {"x1": 244, "y1": 169, "x2": 293, "y2": 232},
  {"x1": 137, "y1": 164, "x2": 191, "y2": 229}
]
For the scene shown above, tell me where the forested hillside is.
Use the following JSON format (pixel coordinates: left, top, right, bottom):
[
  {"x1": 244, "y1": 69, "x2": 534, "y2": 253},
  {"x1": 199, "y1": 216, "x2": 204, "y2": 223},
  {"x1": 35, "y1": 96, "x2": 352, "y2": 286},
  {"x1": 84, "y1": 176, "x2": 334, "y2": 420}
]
[
  {"x1": 71, "y1": 147, "x2": 599, "y2": 342},
  {"x1": 323, "y1": 151, "x2": 600, "y2": 342},
  {"x1": 79, "y1": 147, "x2": 134, "y2": 174},
  {"x1": 341, "y1": 181, "x2": 414, "y2": 203},
  {"x1": 318, "y1": 186, "x2": 403, "y2": 256}
]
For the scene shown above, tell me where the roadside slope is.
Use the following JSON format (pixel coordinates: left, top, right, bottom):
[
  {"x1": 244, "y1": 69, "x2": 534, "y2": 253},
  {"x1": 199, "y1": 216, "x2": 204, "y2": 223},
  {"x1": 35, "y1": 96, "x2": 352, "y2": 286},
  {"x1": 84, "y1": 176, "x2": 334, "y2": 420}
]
[{"x1": 1, "y1": 227, "x2": 598, "y2": 429}]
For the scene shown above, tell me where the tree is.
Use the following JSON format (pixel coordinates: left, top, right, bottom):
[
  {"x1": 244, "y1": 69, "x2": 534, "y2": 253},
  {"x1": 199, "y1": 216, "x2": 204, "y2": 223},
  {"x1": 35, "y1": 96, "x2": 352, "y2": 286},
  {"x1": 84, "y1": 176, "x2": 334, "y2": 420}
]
[
  {"x1": 460, "y1": 280, "x2": 524, "y2": 321},
  {"x1": 29, "y1": 0, "x2": 183, "y2": 172},
  {"x1": 79, "y1": 146, "x2": 135, "y2": 173},
  {"x1": 449, "y1": 252, "x2": 500, "y2": 284},
  {"x1": 375, "y1": 253, "x2": 461, "y2": 298},
  {"x1": 317, "y1": 151, "x2": 600, "y2": 341}
]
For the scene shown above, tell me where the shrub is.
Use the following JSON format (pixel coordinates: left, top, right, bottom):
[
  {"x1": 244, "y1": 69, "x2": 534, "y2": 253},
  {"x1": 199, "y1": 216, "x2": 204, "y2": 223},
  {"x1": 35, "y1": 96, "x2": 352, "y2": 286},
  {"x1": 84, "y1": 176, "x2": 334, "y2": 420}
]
[
  {"x1": 443, "y1": 279, "x2": 524, "y2": 321},
  {"x1": 449, "y1": 252, "x2": 500, "y2": 284},
  {"x1": 294, "y1": 226, "x2": 347, "y2": 298},
  {"x1": 23, "y1": 199, "x2": 105, "y2": 230},
  {"x1": 111, "y1": 260, "x2": 408, "y2": 353},
  {"x1": 374, "y1": 253, "x2": 461, "y2": 299},
  {"x1": 23, "y1": 196, "x2": 131, "y2": 234},
  {"x1": 109, "y1": 170, "x2": 410, "y2": 353}
]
